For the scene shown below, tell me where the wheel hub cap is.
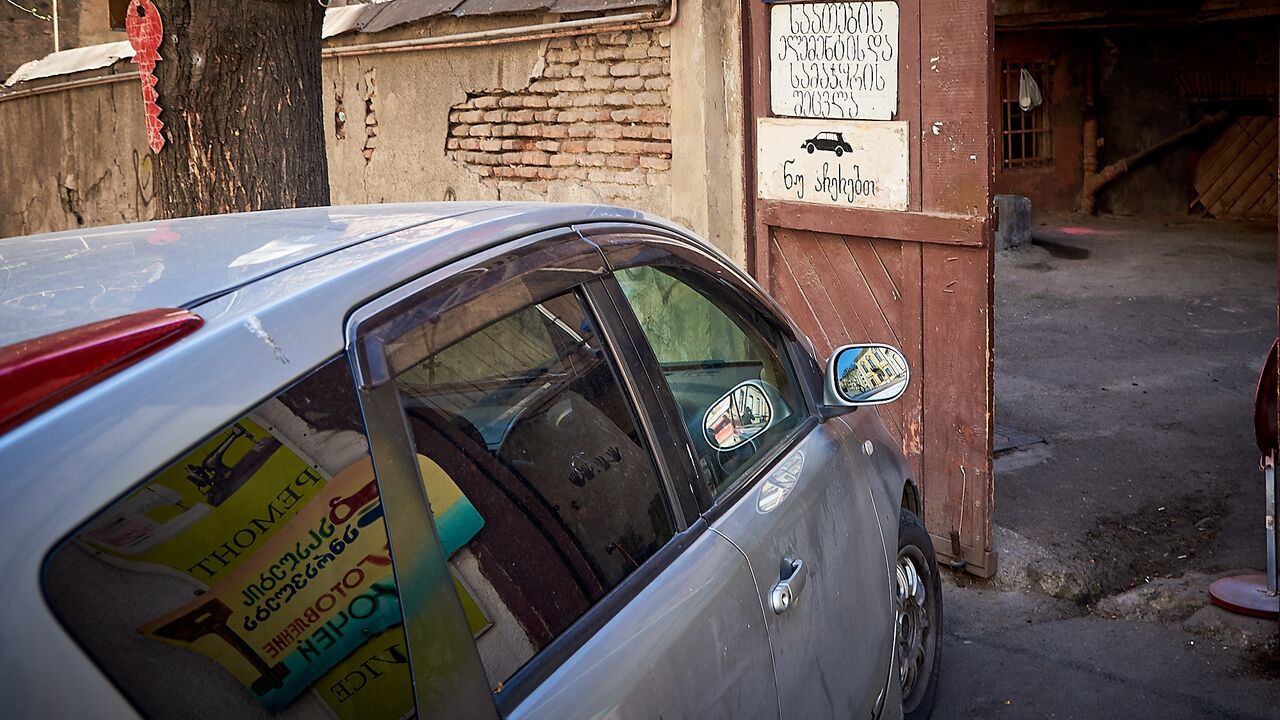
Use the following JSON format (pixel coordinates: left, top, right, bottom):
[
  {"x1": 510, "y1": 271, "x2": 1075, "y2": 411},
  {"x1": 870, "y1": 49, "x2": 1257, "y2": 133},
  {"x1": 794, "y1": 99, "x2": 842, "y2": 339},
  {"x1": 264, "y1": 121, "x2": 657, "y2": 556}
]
[{"x1": 895, "y1": 553, "x2": 929, "y2": 700}]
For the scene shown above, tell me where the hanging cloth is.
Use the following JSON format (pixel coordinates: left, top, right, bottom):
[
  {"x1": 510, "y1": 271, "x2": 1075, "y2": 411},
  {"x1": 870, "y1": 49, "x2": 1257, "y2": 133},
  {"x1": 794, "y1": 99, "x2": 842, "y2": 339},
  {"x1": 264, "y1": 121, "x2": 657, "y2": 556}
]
[{"x1": 1019, "y1": 68, "x2": 1044, "y2": 111}]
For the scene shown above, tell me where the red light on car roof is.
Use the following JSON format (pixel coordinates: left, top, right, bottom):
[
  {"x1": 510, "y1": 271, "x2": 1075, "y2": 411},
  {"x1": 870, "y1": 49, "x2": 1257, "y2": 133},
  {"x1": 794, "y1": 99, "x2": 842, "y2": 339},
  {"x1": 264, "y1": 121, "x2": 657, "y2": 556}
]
[{"x1": 0, "y1": 308, "x2": 203, "y2": 435}]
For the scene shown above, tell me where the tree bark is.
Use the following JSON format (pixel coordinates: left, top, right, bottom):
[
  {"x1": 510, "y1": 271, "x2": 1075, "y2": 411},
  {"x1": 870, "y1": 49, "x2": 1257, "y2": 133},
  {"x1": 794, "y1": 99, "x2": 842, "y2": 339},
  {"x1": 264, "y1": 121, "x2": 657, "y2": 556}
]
[{"x1": 150, "y1": 0, "x2": 330, "y2": 219}]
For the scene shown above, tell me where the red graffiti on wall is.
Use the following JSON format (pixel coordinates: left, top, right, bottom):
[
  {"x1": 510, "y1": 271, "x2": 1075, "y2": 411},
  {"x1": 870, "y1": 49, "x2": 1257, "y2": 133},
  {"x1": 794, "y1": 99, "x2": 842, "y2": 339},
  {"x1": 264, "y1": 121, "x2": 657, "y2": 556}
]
[{"x1": 126, "y1": 0, "x2": 165, "y2": 154}]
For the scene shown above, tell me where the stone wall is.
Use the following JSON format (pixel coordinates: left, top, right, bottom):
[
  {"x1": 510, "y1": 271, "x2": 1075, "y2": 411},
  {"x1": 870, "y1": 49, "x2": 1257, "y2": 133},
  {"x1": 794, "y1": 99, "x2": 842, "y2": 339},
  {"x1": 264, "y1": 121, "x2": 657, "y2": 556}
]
[{"x1": 444, "y1": 30, "x2": 672, "y2": 208}]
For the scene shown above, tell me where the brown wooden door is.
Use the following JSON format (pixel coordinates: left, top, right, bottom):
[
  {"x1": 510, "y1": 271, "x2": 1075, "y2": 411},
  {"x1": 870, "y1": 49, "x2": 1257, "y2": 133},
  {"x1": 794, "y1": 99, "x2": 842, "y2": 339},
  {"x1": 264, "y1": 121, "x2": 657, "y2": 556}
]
[{"x1": 743, "y1": 0, "x2": 997, "y2": 576}]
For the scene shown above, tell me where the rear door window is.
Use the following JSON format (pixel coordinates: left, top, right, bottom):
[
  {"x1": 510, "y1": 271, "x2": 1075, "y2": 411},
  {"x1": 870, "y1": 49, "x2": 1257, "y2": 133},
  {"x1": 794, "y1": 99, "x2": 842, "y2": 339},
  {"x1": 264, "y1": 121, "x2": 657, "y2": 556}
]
[
  {"x1": 44, "y1": 358, "x2": 418, "y2": 719},
  {"x1": 390, "y1": 289, "x2": 676, "y2": 689}
]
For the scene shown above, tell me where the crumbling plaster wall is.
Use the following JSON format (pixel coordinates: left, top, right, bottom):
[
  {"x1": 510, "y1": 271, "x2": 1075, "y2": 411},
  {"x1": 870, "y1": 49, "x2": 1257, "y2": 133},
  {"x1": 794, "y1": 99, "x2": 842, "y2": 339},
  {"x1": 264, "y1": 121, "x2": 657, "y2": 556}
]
[
  {"x1": 0, "y1": 75, "x2": 155, "y2": 237},
  {"x1": 323, "y1": 15, "x2": 585, "y2": 209}
]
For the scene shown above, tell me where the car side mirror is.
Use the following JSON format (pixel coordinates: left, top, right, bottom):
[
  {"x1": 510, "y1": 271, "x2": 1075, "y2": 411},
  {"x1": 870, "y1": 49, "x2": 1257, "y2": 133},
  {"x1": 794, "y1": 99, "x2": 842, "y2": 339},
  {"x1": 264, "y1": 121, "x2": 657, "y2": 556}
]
[
  {"x1": 703, "y1": 380, "x2": 775, "y2": 451},
  {"x1": 822, "y1": 344, "x2": 910, "y2": 413}
]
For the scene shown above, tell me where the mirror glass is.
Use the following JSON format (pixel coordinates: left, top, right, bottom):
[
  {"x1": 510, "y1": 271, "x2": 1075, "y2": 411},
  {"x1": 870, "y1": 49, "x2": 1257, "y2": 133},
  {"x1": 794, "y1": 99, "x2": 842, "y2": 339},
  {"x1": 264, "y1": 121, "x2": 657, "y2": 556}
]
[
  {"x1": 703, "y1": 381, "x2": 774, "y2": 451},
  {"x1": 834, "y1": 345, "x2": 909, "y2": 404}
]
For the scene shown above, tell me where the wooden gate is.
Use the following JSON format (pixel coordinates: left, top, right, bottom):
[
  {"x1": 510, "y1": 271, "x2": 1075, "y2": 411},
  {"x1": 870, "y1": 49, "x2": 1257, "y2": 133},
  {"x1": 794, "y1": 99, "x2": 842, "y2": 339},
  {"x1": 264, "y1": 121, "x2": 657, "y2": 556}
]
[{"x1": 743, "y1": 0, "x2": 997, "y2": 575}]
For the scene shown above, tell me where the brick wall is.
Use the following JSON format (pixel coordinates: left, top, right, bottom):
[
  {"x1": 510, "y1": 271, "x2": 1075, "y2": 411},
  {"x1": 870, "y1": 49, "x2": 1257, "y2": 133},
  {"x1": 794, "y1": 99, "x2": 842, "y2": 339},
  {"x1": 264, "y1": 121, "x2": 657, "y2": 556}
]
[{"x1": 445, "y1": 29, "x2": 672, "y2": 207}]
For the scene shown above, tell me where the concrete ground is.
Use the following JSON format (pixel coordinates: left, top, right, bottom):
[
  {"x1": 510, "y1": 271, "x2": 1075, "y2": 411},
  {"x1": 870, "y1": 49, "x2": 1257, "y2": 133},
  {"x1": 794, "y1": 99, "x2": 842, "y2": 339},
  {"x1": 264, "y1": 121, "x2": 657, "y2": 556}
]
[{"x1": 934, "y1": 216, "x2": 1280, "y2": 718}]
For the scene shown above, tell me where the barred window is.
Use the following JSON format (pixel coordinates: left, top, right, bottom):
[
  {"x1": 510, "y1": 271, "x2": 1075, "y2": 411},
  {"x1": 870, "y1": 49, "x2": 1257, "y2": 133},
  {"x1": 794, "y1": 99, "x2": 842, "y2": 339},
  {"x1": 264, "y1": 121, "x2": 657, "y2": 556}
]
[{"x1": 1001, "y1": 62, "x2": 1053, "y2": 169}]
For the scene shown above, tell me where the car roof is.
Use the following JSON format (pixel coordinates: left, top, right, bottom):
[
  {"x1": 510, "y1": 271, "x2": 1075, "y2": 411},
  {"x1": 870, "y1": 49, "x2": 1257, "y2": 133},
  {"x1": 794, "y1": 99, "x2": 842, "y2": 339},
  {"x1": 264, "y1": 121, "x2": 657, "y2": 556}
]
[{"x1": 0, "y1": 202, "x2": 656, "y2": 346}]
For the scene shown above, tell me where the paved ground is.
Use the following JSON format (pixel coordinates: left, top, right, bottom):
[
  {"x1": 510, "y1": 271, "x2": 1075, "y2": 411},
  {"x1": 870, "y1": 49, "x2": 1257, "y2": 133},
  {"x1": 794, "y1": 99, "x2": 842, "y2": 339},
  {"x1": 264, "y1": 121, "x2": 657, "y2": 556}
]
[{"x1": 933, "y1": 216, "x2": 1279, "y2": 718}]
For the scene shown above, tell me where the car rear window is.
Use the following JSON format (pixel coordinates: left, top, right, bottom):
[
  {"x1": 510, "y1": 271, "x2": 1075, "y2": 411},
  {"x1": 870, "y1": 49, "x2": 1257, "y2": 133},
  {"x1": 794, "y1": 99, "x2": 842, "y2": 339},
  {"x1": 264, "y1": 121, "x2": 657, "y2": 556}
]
[{"x1": 43, "y1": 357, "x2": 418, "y2": 719}]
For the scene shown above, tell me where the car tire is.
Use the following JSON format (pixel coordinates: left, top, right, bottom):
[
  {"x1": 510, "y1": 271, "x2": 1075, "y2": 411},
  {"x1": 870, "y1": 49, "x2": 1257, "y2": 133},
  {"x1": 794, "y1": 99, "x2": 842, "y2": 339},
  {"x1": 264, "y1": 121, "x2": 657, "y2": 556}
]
[
  {"x1": 897, "y1": 507, "x2": 942, "y2": 720},
  {"x1": 835, "y1": 146, "x2": 844, "y2": 157},
  {"x1": 806, "y1": 143, "x2": 816, "y2": 154}
]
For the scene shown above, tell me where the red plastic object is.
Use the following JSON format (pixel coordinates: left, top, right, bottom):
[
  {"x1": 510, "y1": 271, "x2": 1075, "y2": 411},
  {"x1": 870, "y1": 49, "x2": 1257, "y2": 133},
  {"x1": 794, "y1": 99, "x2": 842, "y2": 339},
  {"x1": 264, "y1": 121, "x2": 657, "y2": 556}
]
[
  {"x1": 1209, "y1": 575, "x2": 1280, "y2": 620},
  {"x1": 1252, "y1": 339, "x2": 1277, "y2": 457},
  {"x1": 0, "y1": 308, "x2": 202, "y2": 434}
]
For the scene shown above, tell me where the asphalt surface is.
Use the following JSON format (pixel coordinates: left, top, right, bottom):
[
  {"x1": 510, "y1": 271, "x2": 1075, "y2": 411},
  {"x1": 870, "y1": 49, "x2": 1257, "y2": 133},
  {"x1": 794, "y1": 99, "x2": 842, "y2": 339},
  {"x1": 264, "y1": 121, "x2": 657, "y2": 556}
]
[
  {"x1": 932, "y1": 216, "x2": 1279, "y2": 718},
  {"x1": 934, "y1": 580, "x2": 1279, "y2": 719}
]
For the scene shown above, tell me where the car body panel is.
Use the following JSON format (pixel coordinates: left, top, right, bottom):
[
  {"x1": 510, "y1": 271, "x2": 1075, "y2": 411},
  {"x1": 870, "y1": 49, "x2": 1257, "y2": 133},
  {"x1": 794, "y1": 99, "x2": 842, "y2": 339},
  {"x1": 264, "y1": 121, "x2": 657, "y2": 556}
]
[
  {"x1": 508, "y1": 520, "x2": 780, "y2": 720},
  {"x1": 0, "y1": 204, "x2": 915, "y2": 718},
  {"x1": 709, "y1": 418, "x2": 895, "y2": 720},
  {"x1": 0, "y1": 204, "x2": 496, "y2": 345}
]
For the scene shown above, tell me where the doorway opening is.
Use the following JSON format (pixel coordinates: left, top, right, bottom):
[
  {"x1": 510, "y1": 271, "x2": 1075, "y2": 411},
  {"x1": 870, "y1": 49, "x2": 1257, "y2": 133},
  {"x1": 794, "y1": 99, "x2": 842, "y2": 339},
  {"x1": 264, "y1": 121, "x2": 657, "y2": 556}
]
[{"x1": 991, "y1": 10, "x2": 1279, "y2": 621}]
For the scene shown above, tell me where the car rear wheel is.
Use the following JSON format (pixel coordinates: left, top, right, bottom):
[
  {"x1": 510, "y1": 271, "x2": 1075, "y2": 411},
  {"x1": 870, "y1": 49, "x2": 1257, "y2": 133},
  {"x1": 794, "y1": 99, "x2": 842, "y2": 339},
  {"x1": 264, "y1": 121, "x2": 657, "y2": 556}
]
[{"x1": 897, "y1": 507, "x2": 941, "y2": 719}]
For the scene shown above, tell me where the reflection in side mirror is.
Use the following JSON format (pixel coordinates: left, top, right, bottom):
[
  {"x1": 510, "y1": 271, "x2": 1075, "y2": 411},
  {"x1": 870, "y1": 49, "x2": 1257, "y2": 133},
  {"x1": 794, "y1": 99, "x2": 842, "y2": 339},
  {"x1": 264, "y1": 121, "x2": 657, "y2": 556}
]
[
  {"x1": 703, "y1": 380, "x2": 774, "y2": 451},
  {"x1": 825, "y1": 344, "x2": 910, "y2": 406}
]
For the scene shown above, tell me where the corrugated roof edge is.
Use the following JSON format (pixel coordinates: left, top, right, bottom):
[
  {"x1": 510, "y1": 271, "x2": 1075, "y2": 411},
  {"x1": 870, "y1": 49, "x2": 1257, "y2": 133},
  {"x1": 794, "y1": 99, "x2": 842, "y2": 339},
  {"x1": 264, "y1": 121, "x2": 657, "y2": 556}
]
[
  {"x1": 323, "y1": 0, "x2": 666, "y2": 39},
  {"x1": 3, "y1": 41, "x2": 135, "y2": 88}
]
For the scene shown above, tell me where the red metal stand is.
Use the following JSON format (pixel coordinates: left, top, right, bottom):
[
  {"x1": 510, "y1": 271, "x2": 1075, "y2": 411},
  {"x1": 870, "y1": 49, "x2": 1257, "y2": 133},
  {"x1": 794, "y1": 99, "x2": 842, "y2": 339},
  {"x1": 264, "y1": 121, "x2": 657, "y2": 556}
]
[
  {"x1": 1209, "y1": 575, "x2": 1278, "y2": 620},
  {"x1": 1210, "y1": 345, "x2": 1280, "y2": 620}
]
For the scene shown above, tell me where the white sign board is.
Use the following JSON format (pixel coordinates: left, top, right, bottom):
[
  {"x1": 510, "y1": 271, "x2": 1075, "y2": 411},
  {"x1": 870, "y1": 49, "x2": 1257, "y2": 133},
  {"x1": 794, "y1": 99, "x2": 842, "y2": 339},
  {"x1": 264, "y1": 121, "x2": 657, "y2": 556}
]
[
  {"x1": 770, "y1": 2, "x2": 899, "y2": 121},
  {"x1": 757, "y1": 117, "x2": 909, "y2": 211}
]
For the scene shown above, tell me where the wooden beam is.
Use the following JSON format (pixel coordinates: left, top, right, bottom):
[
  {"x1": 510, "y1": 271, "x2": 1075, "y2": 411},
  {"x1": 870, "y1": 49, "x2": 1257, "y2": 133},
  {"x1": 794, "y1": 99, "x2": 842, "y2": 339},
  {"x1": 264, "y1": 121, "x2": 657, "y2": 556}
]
[{"x1": 761, "y1": 201, "x2": 988, "y2": 247}]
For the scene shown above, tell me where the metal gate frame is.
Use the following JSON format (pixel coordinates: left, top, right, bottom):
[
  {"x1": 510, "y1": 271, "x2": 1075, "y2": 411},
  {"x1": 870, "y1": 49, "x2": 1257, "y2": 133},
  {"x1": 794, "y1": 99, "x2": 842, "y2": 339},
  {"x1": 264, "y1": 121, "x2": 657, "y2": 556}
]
[{"x1": 742, "y1": 0, "x2": 998, "y2": 576}]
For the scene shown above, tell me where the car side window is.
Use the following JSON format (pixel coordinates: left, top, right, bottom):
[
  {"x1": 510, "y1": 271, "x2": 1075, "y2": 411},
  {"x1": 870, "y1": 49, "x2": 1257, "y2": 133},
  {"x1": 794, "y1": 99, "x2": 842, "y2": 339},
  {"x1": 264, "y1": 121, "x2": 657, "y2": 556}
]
[
  {"x1": 390, "y1": 289, "x2": 675, "y2": 690},
  {"x1": 44, "y1": 358, "x2": 417, "y2": 719},
  {"x1": 615, "y1": 264, "x2": 807, "y2": 499}
]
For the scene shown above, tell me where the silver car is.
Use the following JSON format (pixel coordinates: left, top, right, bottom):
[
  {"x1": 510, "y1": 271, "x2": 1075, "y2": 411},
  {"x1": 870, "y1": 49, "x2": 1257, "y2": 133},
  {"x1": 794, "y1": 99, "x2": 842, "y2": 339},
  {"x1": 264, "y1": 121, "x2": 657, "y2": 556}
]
[{"x1": 0, "y1": 203, "x2": 941, "y2": 719}]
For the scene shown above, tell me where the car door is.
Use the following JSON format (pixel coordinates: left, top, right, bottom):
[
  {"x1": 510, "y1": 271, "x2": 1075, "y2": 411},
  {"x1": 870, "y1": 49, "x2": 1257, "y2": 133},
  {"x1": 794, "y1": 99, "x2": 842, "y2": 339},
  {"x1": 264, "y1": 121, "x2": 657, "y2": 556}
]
[
  {"x1": 345, "y1": 228, "x2": 780, "y2": 719},
  {"x1": 588, "y1": 227, "x2": 897, "y2": 720}
]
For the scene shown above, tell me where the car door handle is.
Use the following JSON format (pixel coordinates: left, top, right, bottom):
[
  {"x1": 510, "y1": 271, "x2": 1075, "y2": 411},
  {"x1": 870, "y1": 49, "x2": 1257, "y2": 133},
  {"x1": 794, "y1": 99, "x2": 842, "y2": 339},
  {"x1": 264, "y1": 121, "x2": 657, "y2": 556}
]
[{"x1": 769, "y1": 557, "x2": 806, "y2": 614}]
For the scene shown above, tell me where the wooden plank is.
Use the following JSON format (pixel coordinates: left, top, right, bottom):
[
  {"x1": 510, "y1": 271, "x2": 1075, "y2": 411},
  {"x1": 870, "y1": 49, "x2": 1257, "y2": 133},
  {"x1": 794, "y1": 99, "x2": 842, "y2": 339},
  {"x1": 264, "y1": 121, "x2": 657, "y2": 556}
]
[
  {"x1": 1200, "y1": 141, "x2": 1267, "y2": 214},
  {"x1": 762, "y1": 200, "x2": 988, "y2": 247},
  {"x1": 1196, "y1": 117, "x2": 1267, "y2": 191},
  {"x1": 832, "y1": 236, "x2": 907, "y2": 339},
  {"x1": 1209, "y1": 134, "x2": 1277, "y2": 218},
  {"x1": 1246, "y1": 178, "x2": 1278, "y2": 218},
  {"x1": 1197, "y1": 118, "x2": 1271, "y2": 208},
  {"x1": 921, "y1": 242, "x2": 995, "y2": 576},
  {"x1": 1222, "y1": 120, "x2": 1278, "y2": 218},
  {"x1": 1195, "y1": 119, "x2": 1256, "y2": 190},
  {"x1": 768, "y1": 232, "x2": 830, "y2": 353},
  {"x1": 1192, "y1": 126, "x2": 1238, "y2": 194},
  {"x1": 1201, "y1": 116, "x2": 1266, "y2": 174},
  {"x1": 919, "y1": 0, "x2": 995, "y2": 575},
  {"x1": 920, "y1": 1, "x2": 992, "y2": 215},
  {"x1": 898, "y1": 241, "x2": 925, "y2": 484},
  {"x1": 1228, "y1": 153, "x2": 1279, "y2": 218},
  {"x1": 772, "y1": 229, "x2": 855, "y2": 350}
]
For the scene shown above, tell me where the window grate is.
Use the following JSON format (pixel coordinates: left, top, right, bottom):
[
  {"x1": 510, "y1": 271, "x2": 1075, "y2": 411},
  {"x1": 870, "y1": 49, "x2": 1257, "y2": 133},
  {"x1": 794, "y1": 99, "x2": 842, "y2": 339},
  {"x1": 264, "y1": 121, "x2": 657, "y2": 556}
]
[{"x1": 1001, "y1": 62, "x2": 1053, "y2": 169}]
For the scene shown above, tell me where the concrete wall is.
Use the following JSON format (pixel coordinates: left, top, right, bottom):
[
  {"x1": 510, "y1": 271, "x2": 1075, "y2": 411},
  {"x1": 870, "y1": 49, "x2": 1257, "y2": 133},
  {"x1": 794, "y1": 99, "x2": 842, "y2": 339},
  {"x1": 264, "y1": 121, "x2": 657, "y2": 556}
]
[
  {"x1": 995, "y1": 19, "x2": 1277, "y2": 217},
  {"x1": 0, "y1": 73, "x2": 155, "y2": 235},
  {"x1": 0, "y1": 4, "x2": 747, "y2": 266}
]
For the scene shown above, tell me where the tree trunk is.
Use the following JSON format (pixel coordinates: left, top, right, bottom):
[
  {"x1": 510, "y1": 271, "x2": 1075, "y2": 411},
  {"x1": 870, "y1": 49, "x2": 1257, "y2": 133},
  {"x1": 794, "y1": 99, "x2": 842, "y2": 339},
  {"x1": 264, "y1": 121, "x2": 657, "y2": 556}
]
[{"x1": 151, "y1": 0, "x2": 329, "y2": 219}]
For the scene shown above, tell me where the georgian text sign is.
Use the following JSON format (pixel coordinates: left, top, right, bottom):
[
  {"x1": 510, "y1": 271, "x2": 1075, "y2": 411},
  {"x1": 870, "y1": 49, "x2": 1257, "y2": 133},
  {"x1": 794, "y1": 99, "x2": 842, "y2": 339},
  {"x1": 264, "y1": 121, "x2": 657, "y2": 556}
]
[
  {"x1": 757, "y1": 117, "x2": 909, "y2": 211},
  {"x1": 770, "y1": 1, "x2": 900, "y2": 121}
]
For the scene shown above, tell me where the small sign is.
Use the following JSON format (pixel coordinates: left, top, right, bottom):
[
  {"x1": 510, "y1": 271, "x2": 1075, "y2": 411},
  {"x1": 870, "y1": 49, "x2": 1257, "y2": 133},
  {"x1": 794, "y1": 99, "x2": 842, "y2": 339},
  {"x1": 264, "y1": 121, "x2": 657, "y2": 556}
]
[
  {"x1": 757, "y1": 118, "x2": 909, "y2": 211},
  {"x1": 770, "y1": 1, "x2": 899, "y2": 121}
]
